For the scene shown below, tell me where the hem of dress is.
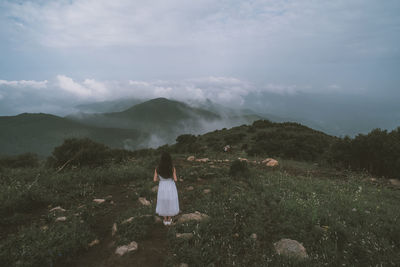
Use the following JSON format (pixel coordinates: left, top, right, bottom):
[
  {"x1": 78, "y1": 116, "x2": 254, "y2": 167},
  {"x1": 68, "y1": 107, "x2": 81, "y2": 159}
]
[{"x1": 156, "y1": 212, "x2": 179, "y2": 216}]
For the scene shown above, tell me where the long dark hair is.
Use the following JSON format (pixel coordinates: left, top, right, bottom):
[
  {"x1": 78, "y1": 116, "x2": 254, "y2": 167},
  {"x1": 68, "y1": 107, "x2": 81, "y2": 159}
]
[{"x1": 157, "y1": 152, "x2": 173, "y2": 178}]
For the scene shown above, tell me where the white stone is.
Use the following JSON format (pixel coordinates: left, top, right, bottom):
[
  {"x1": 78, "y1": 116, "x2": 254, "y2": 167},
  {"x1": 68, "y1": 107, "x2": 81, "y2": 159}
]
[{"x1": 115, "y1": 241, "x2": 138, "y2": 256}]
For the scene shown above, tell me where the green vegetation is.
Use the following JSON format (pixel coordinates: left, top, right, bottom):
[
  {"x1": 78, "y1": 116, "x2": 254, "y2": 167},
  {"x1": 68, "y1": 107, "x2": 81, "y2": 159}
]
[{"x1": 0, "y1": 119, "x2": 399, "y2": 266}]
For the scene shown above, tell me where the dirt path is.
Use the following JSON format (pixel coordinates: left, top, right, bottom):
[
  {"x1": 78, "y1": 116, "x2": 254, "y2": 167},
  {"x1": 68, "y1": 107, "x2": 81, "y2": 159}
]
[{"x1": 59, "y1": 185, "x2": 172, "y2": 267}]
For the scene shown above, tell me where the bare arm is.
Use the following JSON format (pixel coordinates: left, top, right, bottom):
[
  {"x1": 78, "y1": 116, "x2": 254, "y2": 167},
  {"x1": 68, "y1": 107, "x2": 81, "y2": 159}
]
[
  {"x1": 153, "y1": 168, "x2": 158, "y2": 182},
  {"x1": 173, "y1": 167, "x2": 177, "y2": 182}
]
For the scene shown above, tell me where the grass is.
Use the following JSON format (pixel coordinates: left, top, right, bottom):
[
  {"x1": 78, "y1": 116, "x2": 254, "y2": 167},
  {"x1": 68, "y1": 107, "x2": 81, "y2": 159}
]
[{"x1": 0, "y1": 154, "x2": 399, "y2": 266}]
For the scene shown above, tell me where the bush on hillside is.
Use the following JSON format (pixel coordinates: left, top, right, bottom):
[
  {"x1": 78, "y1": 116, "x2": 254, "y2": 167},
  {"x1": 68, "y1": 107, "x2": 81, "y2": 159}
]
[
  {"x1": 229, "y1": 159, "x2": 250, "y2": 178},
  {"x1": 223, "y1": 133, "x2": 246, "y2": 145},
  {"x1": 175, "y1": 134, "x2": 200, "y2": 153},
  {"x1": 0, "y1": 153, "x2": 39, "y2": 168},
  {"x1": 327, "y1": 127, "x2": 400, "y2": 178},
  {"x1": 252, "y1": 119, "x2": 273, "y2": 128},
  {"x1": 47, "y1": 138, "x2": 111, "y2": 168}
]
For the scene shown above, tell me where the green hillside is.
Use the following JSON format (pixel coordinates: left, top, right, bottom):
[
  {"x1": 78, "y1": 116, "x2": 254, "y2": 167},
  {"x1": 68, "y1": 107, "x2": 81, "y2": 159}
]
[{"x1": 0, "y1": 113, "x2": 147, "y2": 156}]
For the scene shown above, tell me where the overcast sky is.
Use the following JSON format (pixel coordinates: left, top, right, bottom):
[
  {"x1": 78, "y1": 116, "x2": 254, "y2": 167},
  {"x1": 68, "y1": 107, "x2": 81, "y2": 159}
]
[{"x1": 0, "y1": 0, "x2": 399, "y2": 119}]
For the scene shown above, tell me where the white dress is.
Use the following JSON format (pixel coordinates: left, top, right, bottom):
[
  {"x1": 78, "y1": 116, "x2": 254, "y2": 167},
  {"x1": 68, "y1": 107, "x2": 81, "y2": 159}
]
[{"x1": 156, "y1": 175, "x2": 180, "y2": 216}]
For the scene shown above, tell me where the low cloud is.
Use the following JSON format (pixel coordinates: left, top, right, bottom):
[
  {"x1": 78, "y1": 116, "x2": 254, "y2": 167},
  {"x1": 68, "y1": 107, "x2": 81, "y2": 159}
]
[{"x1": 0, "y1": 79, "x2": 48, "y2": 89}]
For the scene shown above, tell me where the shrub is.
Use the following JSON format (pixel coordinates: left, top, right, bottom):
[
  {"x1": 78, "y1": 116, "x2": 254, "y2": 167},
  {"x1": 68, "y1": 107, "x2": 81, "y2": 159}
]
[
  {"x1": 229, "y1": 159, "x2": 250, "y2": 178},
  {"x1": 47, "y1": 138, "x2": 111, "y2": 168},
  {"x1": 0, "y1": 153, "x2": 39, "y2": 168},
  {"x1": 252, "y1": 119, "x2": 273, "y2": 128}
]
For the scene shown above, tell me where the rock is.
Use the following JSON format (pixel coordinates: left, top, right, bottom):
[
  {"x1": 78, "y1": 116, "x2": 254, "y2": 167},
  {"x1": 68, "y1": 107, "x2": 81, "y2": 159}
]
[
  {"x1": 197, "y1": 178, "x2": 203, "y2": 181},
  {"x1": 179, "y1": 178, "x2": 184, "y2": 182},
  {"x1": 262, "y1": 158, "x2": 279, "y2": 167},
  {"x1": 55, "y1": 216, "x2": 67, "y2": 222},
  {"x1": 187, "y1": 156, "x2": 195, "y2": 161},
  {"x1": 151, "y1": 185, "x2": 159, "y2": 192},
  {"x1": 122, "y1": 217, "x2": 134, "y2": 224},
  {"x1": 110, "y1": 201, "x2": 115, "y2": 205},
  {"x1": 352, "y1": 208, "x2": 357, "y2": 212},
  {"x1": 224, "y1": 159, "x2": 230, "y2": 162},
  {"x1": 195, "y1": 158, "x2": 209, "y2": 163},
  {"x1": 78, "y1": 204, "x2": 85, "y2": 209},
  {"x1": 233, "y1": 233, "x2": 239, "y2": 238},
  {"x1": 115, "y1": 241, "x2": 138, "y2": 256},
  {"x1": 274, "y1": 239, "x2": 308, "y2": 259},
  {"x1": 41, "y1": 225, "x2": 48, "y2": 231},
  {"x1": 177, "y1": 211, "x2": 210, "y2": 224},
  {"x1": 105, "y1": 195, "x2": 113, "y2": 201},
  {"x1": 389, "y1": 179, "x2": 400, "y2": 187},
  {"x1": 203, "y1": 189, "x2": 211, "y2": 194},
  {"x1": 369, "y1": 177, "x2": 377, "y2": 182},
  {"x1": 112, "y1": 223, "x2": 118, "y2": 236},
  {"x1": 186, "y1": 186, "x2": 194, "y2": 191},
  {"x1": 238, "y1": 157, "x2": 248, "y2": 162},
  {"x1": 138, "y1": 197, "x2": 151, "y2": 206},
  {"x1": 88, "y1": 239, "x2": 100, "y2": 247},
  {"x1": 49, "y1": 206, "x2": 66, "y2": 212},
  {"x1": 179, "y1": 264, "x2": 189, "y2": 267},
  {"x1": 93, "y1": 199, "x2": 106, "y2": 204},
  {"x1": 176, "y1": 233, "x2": 194, "y2": 239},
  {"x1": 250, "y1": 233, "x2": 257, "y2": 240}
]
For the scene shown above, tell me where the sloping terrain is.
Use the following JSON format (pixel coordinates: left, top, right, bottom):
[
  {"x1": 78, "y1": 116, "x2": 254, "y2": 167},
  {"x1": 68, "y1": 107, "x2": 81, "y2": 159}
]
[{"x1": 0, "y1": 113, "x2": 147, "y2": 156}]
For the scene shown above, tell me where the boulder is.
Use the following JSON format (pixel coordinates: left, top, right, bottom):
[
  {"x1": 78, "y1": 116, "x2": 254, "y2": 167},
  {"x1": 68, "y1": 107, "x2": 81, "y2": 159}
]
[
  {"x1": 195, "y1": 158, "x2": 209, "y2": 163},
  {"x1": 88, "y1": 239, "x2": 100, "y2": 247},
  {"x1": 112, "y1": 223, "x2": 118, "y2": 236},
  {"x1": 250, "y1": 233, "x2": 257, "y2": 240},
  {"x1": 262, "y1": 158, "x2": 279, "y2": 167},
  {"x1": 138, "y1": 197, "x2": 151, "y2": 206},
  {"x1": 177, "y1": 211, "x2": 210, "y2": 224},
  {"x1": 50, "y1": 206, "x2": 66, "y2": 212},
  {"x1": 186, "y1": 186, "x2": 194, "y2": 191},
  {"x1": 115, "y1": 241, "x2": 138, "y2": 256},
  {"x1": 176, "y1": 233, "x2": 194, "y2": 239},
  {"x1": 187, "y1": 156, "x2": 195, "y2": 161},
  {"x1": 105, "y1": 195, "x2": 113, "y2": 201},
  {"x1": 55, "y1": 216, "x2": 67, "y2": 222},
  {"x1": 389, "y1": 179, "x2": 400, "y2": 187},
  {"x1": 274, "y1": 238, "x2": 308, "y2": 259},
  {"x1": 238, "y1": 157, "x2": 248, "y2": 162},
  {"x1": 122, "y1": 217, "x2": 134, "y2": 225},
  {"x1": 93, "y1": 199, "x2": 106, "y2": 204},
  {"x1": 203, "y1": 189, "x2": 211, "y2": 194}
]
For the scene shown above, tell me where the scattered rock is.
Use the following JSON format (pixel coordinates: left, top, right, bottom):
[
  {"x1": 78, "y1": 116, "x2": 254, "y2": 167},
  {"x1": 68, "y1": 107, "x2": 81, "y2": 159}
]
[
  {"x1": 110, "y1": 201, "x2": 115, "y2": 205},
  {"x1": 186, "y1": 186, "x2": 194, "y2": 191},
  {"x1": 389, "y1": 179, "x2": 400, "y2": 187},
  {"x1": 179, "y1": 178, "x2": 184, "y2": 182},
  {"x1": 176, "y1": 233, "x2": 194, "y2": 239},
  {"x1": 195, "y1": 158, "x2": 209, "y2": 163},
  {"x1": 352, "y1": 208, "x2": 357, "y2": 212},
  {"x1": 122, "y1": 217, "x2": 134, "y2": 225},
  {"x1": 197, "y1": 178, "x2": 203, "y2": 182},
  {"x1": 138, "y1": 197, "x2": 151, "y2": 206},
  {"x1": 177, "y1": 211, "x2": 210, "y2": 224},
  {"x1": 115, "y1": 241, "x2": 138, "y2": 256},
  {"x1": 152, "y1": 185, "x2": 159, "y2": 192},
  {"x1": 55, "y1": 216, "x2": 67, "y2": 222},
  {"x1": 78, "y1": 204, "x2": 85, "y2": 209},
  {"x1": 238, "y1": 157, "x2": 248, "y2": 162},
  {"x1": 41, "y1": 225, "x2": 48, "y2": 231},
  {"x1": 93, "y1": 199, "x2": 106, "y2": 204},
  {"x1": 178, "y1": 264, "x2": 189, "y2": 267},
  {"x1": 49, "y1": 206, "x2": 66, "y2": 212},
  {"x1": 369, "y1": 177, "x2": 377, "y2": 182},
  {"x1": 262, "y1": 158, "x2": 279, "y2": 167},
  {"x1": 112, "y1": 223, "x2": 118, "y2": 236},
  {"x1": 203, "y1": 189, "x2": 211, "y2": 194},
  {"x1": 187, "y1": 156, "x2": 195, "y2": 161},
  {"x1": 250, "y1": 233, "x2": 257, "y2": 240},
  {"x1": 224, "y1": 159, "x2": 230, "y2": 162},
  {"x1": 88, "y1": 239, "x2": 100, "y2": 247},
  {"x1": 105, "y1": 195, "x2": 113, "y2": 201},
  {"x1": 274, "y1": 238, "x2": 308, "y2": 259},
  {"x1": 233, "y1": 233, "x2": 239, "y2": 238}
]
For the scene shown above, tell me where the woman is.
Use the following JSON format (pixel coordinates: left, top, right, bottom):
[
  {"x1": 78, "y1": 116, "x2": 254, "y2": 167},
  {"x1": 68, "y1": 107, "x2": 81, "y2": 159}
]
[{"x1": 154, "y1": 152, "x2": 180, "y2": 225}]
